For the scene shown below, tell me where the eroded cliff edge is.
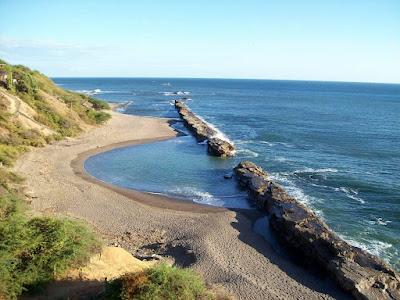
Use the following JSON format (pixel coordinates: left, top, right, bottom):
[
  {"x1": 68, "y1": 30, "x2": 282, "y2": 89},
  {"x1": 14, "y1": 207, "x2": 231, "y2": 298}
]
[{"x1": 234, "y1": 161, "x2": 400, "y2": 300}]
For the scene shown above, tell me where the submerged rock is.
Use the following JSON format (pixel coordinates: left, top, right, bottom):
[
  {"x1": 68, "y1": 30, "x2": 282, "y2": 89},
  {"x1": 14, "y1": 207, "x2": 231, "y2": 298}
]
[
  {"x1": 234, "y1": 161, "x2": 400, "y2": 300},
  {"x1": 175, "y1": 100, "x2": 235, "y2": 157},
  {"x1": 224, "y1": 173, "x2": 233, "y2": 179}
]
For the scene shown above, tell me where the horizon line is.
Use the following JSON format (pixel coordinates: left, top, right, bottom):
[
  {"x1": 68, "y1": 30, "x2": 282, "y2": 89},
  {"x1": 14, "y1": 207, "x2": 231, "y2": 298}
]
[{"x1": 50, "y1": 76, "x2": 400, "y2": 85}]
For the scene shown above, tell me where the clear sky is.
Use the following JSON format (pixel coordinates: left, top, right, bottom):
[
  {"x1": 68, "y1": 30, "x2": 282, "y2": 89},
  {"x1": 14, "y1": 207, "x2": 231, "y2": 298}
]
[{"x1": 0, "y1": 0, "x2": 399, "y2": 83}]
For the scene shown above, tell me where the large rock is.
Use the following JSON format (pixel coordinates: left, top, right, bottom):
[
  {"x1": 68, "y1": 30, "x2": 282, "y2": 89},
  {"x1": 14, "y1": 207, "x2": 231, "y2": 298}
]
[
  {"x1": 208, "y1": 137, "x2": 235, "y2": 157},
  {"x1": 175, "y1": 100, "x2": 235, "y2": 157},
  {"x1": 234, "y1": 161, "x2": 400, "y2": 300}
]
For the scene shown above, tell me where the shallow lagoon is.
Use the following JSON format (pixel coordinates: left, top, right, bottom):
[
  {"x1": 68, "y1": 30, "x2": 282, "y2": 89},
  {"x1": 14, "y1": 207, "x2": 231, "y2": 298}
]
[{"x1": 85, "y1": 135, "x2": 251, "y2": 209}]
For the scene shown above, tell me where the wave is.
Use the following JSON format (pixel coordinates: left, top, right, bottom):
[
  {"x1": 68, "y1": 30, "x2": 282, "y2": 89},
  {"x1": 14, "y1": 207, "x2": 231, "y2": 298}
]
[
  {"x1": 194, "y1": 115, "x2": 234, "y2": 145},
  {"x1": 167, "y1": 187, "x2": 250, "y2": 209},
  {"x1": 273, "y1": 156, "x2": 290, "y2": 162},
  {"x1": 270, "y1": 173, "x2": 324, "y2": 217},
  {"x1": 236, "y1": 148, "x2": 259, "y2": 158},
  {"x1": 162, "y1": 91, "x2": 190, "y2": 96},
  {"x1": 295, "y1": 167, "x2": 338, "y2": 174},
  {"x1": 75, "y1": 88, "x2": 122, "y2": 96},
  {"x1": 233, "y1": 139, "x2": 254, "y2": 145},
  {"x1": 334, "y1": 187, "x2": 365, "y2": 204},
  {"x1": 281, "y1": 167, "x2": 339, "y2": 178},
  {"x1": 367, "y1": 217, "x2": 392, "y2": 226},
  {"x1": 260, "y1": 141, "x2": 294, "y2": 148},
  {"x1": 281, "y1": 167, "x2": 365, "y2": 204},
  {"x1": 339, "y1": 235, "x2": 393, "y2": 260}
]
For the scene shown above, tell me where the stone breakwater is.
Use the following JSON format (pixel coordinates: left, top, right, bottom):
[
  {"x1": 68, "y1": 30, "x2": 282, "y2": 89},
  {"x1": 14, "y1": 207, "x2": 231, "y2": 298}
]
[
  {"x1": 234, "y1": 161, "x2": 400, "y2": 300},
  {"x1": 174, "y1": 100, "x2": 235, "y2": 157}
]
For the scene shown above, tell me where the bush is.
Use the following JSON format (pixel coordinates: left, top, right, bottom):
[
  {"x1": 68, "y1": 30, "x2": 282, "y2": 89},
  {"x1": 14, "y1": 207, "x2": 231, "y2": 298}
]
[
  {"x1": 0, "y1": 168, "x2": 23, "y2": 191},
  {"x1": 0, "y1": 193, "x2": 101, "y2": 299},
  {"x1": 88, "y1": 97, "x2": 110, "y2": 110},
  {"x1": 105, "y1": 263, "x2": 220, "y2": 300},
  {"x1": 86, "y1": 110, "x2": 111, "y2": 124},
  {"x1": 0, "y1": 144, "x2": 27, "y2": 167},
  {"x1": 13, "y1": 69, "x2": 37, "y2": 95}
]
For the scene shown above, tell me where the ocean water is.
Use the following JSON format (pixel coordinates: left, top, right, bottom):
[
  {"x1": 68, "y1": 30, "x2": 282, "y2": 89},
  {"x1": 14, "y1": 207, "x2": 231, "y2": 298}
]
[{"x1": 54, "y1": 78, "x2": 400, "y2": 269}]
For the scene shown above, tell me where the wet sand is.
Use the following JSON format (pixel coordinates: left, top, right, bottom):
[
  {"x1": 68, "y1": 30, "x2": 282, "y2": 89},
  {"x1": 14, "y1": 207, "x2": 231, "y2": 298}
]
[{"x1": 14, "y1": 110, "x2": 349, "y2": 299}]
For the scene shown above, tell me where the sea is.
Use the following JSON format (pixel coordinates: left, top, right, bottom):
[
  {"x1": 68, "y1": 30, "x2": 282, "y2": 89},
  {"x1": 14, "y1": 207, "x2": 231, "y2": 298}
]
[{"x1": 53, "y1": 77, "x2": 400, "y2": 270}]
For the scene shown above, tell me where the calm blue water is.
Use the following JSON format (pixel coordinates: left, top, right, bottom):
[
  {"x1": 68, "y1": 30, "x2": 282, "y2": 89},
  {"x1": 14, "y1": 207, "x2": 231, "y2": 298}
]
[{"x1": 54, "y1": 78, "x2": 400, "y2": 269}]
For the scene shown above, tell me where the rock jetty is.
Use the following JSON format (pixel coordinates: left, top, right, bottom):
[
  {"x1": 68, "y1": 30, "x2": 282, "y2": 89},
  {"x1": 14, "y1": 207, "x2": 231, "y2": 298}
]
[
  {"x1": 174, "y1": 100, "x2": 235, "y2": 157},
  {"x1": 234, "y1": 161, "x2": 400, "y2": 300}
]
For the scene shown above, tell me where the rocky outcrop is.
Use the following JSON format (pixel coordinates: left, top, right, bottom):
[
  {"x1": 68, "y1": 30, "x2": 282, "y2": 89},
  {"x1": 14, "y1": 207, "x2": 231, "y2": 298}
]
[
  {"x1": 207, "y1": 137, "x2": 235, "y2": 157},
  {"x1": 234, "y1": 161, "x2": 400, "y2": 300},
  {"x1": 175, "y1": 100, "x2": 235, "y2": 157}
]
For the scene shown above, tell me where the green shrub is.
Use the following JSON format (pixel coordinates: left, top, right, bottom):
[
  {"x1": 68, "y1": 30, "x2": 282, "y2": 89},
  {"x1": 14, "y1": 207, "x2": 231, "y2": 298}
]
[
  {"x1": 0, "y1": 168, "x2": 23, "y2": 191},
  {"x1": 0, "y1": 144, "x2": 27, "y2": 167},
  {"x1": 105, "y1": 264, "x2": 216, "y2": 300},
  {"x1": 0, "y1": 193, "x2": 101, "y2": 299},
  {"x1": 88, "y1": 97, "x2": 110, "y2": 110},
  {"x1": 86, "y1": 110, "x2": 111, "y2": 124},
  {"x1": 12, "y1": 69, "x2": 37, "y2": 96}
]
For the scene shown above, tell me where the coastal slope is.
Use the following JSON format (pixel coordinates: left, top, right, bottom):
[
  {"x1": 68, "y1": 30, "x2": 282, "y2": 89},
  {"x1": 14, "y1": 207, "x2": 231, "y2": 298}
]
[{"x1": 14, "y1": 110, "x2": 349, "y2": 299}]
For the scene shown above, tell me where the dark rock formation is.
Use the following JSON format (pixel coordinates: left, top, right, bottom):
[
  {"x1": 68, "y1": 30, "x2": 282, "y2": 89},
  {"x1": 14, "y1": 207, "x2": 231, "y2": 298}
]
[
  {"x1": 175, "y1": 100, "x2": 235, "y2": 157},
  {"x1": 234, "y1": 161, "x2": 400, "y2": 300},
  {"x1": 207, "y1": 137, "x2": 235, "y2": 157}
]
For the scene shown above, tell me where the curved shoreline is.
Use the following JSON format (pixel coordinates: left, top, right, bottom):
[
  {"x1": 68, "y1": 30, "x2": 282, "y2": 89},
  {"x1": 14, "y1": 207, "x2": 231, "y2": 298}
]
[
  {"x1": 14, "y1": 111, "x2": 349, "y2": 299},
  {"x1": 71, "y1": 136, "x2": 226, "y2": 214}
]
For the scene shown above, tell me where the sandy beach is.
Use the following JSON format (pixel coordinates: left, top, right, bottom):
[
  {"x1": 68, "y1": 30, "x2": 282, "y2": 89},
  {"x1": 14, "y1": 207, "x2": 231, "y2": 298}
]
[{"x1": 14, "y1": 110, "x2": 349, "y2": 299}]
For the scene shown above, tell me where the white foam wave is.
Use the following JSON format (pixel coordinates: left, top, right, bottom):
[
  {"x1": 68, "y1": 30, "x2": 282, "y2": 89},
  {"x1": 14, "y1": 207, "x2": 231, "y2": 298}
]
[
  {"x1": 162, "y1": 91, "x2": 190, "y2": 96},
  {"x1": 76, "y1": 88, "x2": 122, "y2": 96},
  {"x1": 168, "y1": 187, "x2": 250, "y2": 209},
  {"x1": 260, "y1": 141, "x2": 275, "y2": 146},
  {"x1": 270, "y1": 173, "x2": 324, "y2": 217},
  {"x1": 236, "y1": 148, "x2": 259, "y2": 158},
  {"x1": 274, "y1": 156, "x2": 289, "y2": 162},
  {"x1": 234, "y1": 140, "x2": 254, "y2": 145},
  {"x1": 195, "y1": 115, "x2": 234, "y2": 145},
  {"x1": 335, "y1": 187, "x2": 365, "y2": 204},
  {"x1": 340, "y1": 235, "x2": 393, "y2": 259},
  {"x1": 367, "y1": 217, "x2": 392, "y2": 226},
  {"x1": 293, "y1": 167, "x2": 338, "y2": 174},
  {"x1": 260, "y1": 141, "x2": 294, "y2": 148}
]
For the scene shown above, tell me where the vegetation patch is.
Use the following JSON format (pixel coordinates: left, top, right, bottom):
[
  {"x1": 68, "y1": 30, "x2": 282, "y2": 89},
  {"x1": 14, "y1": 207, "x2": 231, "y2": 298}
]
[
  {"x1": 104, "y1": 263, "x2": 232, "y2": 300},
  {"x1": 0, "y1": 192, "x2": 101, "y2": 299},
  {"x1": 0, "y1": 59, "x2": 109, "y2": 299},
  {"x1": 0, "y1": 59, "x2": 112, "y2": 171}
]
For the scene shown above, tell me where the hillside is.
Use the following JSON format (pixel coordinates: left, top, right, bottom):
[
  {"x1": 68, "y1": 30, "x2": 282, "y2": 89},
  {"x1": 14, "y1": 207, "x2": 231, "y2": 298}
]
[
  {"x1": 0, "y1": 60, "x2": 110, "y2": 299},
  {"x1": 0, "y1": 59, "x2": 110, "y2": 173},
  {"x1": 0, "y1": 61, "x2": 227, "y2": 300}
]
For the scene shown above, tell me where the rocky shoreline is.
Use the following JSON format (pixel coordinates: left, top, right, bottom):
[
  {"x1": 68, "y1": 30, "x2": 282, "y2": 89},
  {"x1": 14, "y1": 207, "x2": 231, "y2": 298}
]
[
  {"x1": 174, "y1": 100, "x2": 235, "y2": 157},
  {"x1": 234, "y1": 161, "x2": 400, "y2": 300}
]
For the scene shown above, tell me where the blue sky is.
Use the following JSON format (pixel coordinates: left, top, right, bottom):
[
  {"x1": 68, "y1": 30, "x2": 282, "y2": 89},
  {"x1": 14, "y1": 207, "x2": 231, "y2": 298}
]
[{"x1": 0, "y1": 0, "x2": 399, "y2": 83}]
